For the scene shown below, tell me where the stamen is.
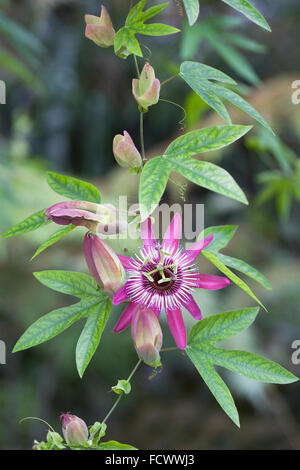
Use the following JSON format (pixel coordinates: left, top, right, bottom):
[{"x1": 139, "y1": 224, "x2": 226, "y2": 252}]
[
  {"x1": 160, "y1": 249, "x2": 171, "y2": 257},
  {"x1": 141, "y1": 272, "x2": 154, "y2": 282},
  {"x1": 158, "y1": 277, "x2": 172, "y2": 284}
]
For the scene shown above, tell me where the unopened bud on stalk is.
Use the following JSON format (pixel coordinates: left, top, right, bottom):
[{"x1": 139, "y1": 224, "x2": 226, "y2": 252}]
[
  {"x1": 84, "y1": 232, "x2": 126, "y2": 297},
  {"x1": 85, "y1": 5, "x2": 115, "y2": 48},
  {"x1": 132, "y1": 63, "x2": 160, "y2": 111},
  {"x1": 131, "y1": 307, "x2": 163, "y2": 367},
  {"x1": 45, "y1": 201, "x2": 127, "y2": 235},
  {"x1": 113, "y1": 131, "x2": 142, "y2": 170},
  {"x1": 60, "y1": 413, "x2": 89, "y2": 446}
]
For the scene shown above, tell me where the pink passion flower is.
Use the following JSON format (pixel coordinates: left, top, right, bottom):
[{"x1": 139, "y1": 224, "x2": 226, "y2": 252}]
[{"x1": 113, "y1": 214, "x2": 230, "y2": 350}]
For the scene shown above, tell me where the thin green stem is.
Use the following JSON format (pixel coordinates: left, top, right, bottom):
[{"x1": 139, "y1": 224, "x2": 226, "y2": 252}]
[
  {"x1": 127, "y1": 358, "x2": 142, "y2": 382},
  {"x1": 102, "y1": 394, "x2": 122, "y2": 425},
  {"x1": 140, "y1": 112, "x2": 146, "y2": 161},
  {"x1": 132, "y1": 54, "x2": 146, "y2": 161},
  {"x1": 133, "y1": 54, "x2": 140, "y2": 78},
  {"x1": 161, "y1": 347, "x2": 178, "y2": 352},
  {"x1": 161, "y1": 75, "x2": 178, "y2": 87},
  {"x1": 102, "y1": 359, "x2": 142, "y2": 425}
]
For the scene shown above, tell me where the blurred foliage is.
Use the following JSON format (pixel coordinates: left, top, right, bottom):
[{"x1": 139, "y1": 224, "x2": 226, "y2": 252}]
[{"x1": 0, "y1": 0, "x2": 300, "y2": 450}]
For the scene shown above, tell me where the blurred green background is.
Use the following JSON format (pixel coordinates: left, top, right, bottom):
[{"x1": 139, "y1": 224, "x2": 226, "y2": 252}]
[{"x1": 1, "y1": 0, "x2": 300, "y2": 449}]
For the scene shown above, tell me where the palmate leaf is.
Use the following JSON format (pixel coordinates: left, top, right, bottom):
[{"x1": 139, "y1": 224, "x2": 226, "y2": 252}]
[
  {"x1": 139, "y1": 125, "x2": 251, "y2": 220},
  {"x1": 46, "y1": 171, "x2": 101, "y2": 203},
  {"x1": 179, "y1": 61, "x2": 273, "y2": 133},
  {"x1": 221, "y1": 0, "x2": 271, "y2": 32},
  {"x1": 199, "y1": 224, "x2": 272, "y2": 305},
  {"x1": 115, "y1": 0, "x2": 179, "y2": 58},
  {"x1": 186, "y1": 308, "x2": 298, "y2": 425},
  {"x1": 13, "y1": 270, "x2": 111, "y2": 376},
  {"x1": 182, "y1": 0, "x2": 200, "y2": 26}
]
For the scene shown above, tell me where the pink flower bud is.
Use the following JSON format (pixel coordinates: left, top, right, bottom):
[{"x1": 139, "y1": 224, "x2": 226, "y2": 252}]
[
  {"x1": 44, "y1": 201, "x2": 127, "y2": 235},
  {"x1": 84, "y1": 232, "x2": 126, "y2": 297},
  {"x1": 60, "y1": 413, "x2": 89, "y2": 446},
  {"x1": 131, "y1": 307, "x2": 163, "y2": 367},
  {"x1": 132, "y1": 63, "x2": 160, "y2": 110},
  {"x1": 85, "y1": 5, "x2": 115, "y2": 48},
  {"x1": 113, "y1": 131, "x2": 142, "y2": 169}
]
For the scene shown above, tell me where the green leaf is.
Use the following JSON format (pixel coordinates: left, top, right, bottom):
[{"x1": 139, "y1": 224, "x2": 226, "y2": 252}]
[
  {"x1": 168, "y1": 154, "x2": 247, "y2": 204},
  {"x1": 217, "y1": 253, "x2": 272, "y2": 290},
  {"x1": 114, "y1": 27, "x2": 143, "y2": 58},
  {"x1": 116, "y1": 0, "x2": 179, "y2": 59},
  {"x1": 30, "y1": 225, "x2": 75, "y2": 260},
  {"x1": 183, "y1": 0, "x2": 200, "y2": 26},
  {"x1": 180, "y1": 61, "x2": 237, "y2": 85},
  {"x1": 136, "y1": 3, "x2": 169, "y2": 23},
  {"x1": 201, "y1": 225, "x2": 238, "y2": 252},
  {"x1": 188, "y1": 307, "x2": 259, "y2": 344},
  {"x1": 206, "y1": 348, "x2": 298, "y2": 384},
  {"x1": 46, "y1": 171, "x2": 101, "y2": 203},
  {"x1": 99, "y1": 441, "x2": 138, "y2": 450},
  {"x1": 202, "y1": 250, "x2": 266, "y2": 309},
  {"x1": 33, "y1": 270, "x2": 99, "y2": 298},
  {"x1": 164, "y1": 125, "x2": 252, "y2": 157},
  {"x1": 200, "y1": 224, "x2": 272, "y2": 293},
  {"x1": 180, "y1": 79, "x2": 232, "y2": 124},
  {"x1": 205, "y1": 34, "x2": 260, "y2": 85},
  {"x1": 206, "y1": 82, "x2": 274, "y2": 134},
  {"x1": 222, "y1": 32, "x2": 267, "y2": 53},
  {"x1": 139, "y1": 126, "x2": 251, "y2": 219},
  {"x1": 89, "y1": 422, "x2": 107, "y2": 444},
  {"x1": 76, "y1": 297, "x2": 112, "y2": 377},
  {"x1": 13, "y1": 296, "x2": 101, "y2": 352},
  {"x1": 139, "y1": 155, "x2": 171, "y2": 220},
  {"x1": 112, "y1": 379, "x2": 132, "y2": 395},
  {"x1": 186, "y1": 348, "x2": 240, "y2": 426},
  {"x1": 186, "y1": 306, "x2": 298, "y2": 424},
  {"x1": 132, "y1": 23, "x2": 180, "y2": 36},
  {"x1": 3, "y1": 209, "x2": 50, "y2": 238},
  {"x1": 221, "y1": 0, "x2": 271, "y2": 32}
]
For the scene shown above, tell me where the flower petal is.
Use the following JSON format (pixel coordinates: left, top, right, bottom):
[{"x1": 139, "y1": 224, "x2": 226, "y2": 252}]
[
  {"x1": 141, "y1": 218, "x2": 156, "y2": 246},
  {"x1": 114, "y1": 302, "x2": 138, "y2": 332},
  {"x1": 196, "y1": 273, "x2": 230, "y2": 290},
  {"x1": 117, "y1": 254, "x2": 132, "y2": 270},
  {"x1": 184, "y1": 235, "x2": 214, "y2": 262},
  {"x1": 162, "y1": 213, "x2": 182, "y2": 254},
  {"x1": 183, "y1": 296, "x2": 202, "y2": 320},
  {"x1": 112, "y1": 284, "x2": 129, "y2": 305},
  {"x1": 166, "y1": 308, "x2": 187, "y2": 350}
]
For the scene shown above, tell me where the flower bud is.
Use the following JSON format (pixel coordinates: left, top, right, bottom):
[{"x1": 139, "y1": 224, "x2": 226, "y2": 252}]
[
  {"x1": 131, "y1": 307, "x2": 163, "y2": 367},
  {"x1": 85, "y1": 5, "x2": 115, "y2": 48},
  {"x1": 84, "y1": 232, "x2": 126, "y2": 297},
  {"x1": 113, "y1": 131, "x2": 142, "y2": 170},
  {"x1": 44, "y1": 201, "x2": 127, "y2": 235},
  {"x1": 60, "y1": 413, "x2": 89, "y2": 446},
  {"x1": 132, "y1": 63, "x2": 160, "y2": 110}
]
